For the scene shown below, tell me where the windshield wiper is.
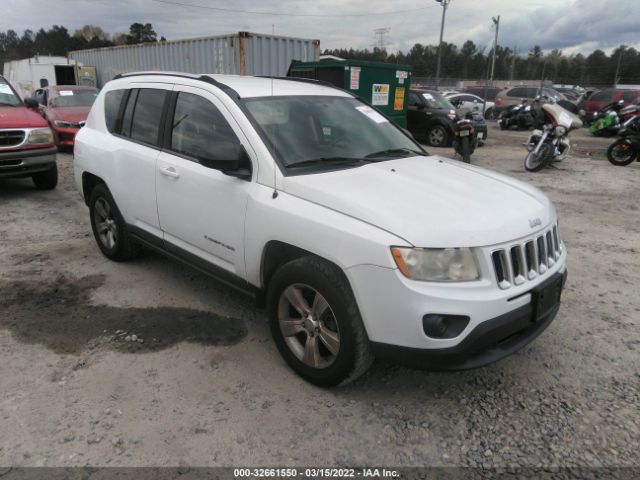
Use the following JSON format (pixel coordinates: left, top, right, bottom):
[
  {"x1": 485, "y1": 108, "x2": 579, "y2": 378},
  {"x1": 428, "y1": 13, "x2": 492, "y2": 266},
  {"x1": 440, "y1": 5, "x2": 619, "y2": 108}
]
[
  {"x1": 364, "y1": 148, "x2": 428, "y2": 159},
  {"x1": 287, "y1": 157, "x2": 368, "y2": 169}
]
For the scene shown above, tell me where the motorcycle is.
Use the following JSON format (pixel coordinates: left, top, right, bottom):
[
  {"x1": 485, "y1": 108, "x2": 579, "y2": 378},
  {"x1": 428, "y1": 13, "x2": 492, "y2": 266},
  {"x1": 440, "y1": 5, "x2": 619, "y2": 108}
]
[
  {"x1": 588, "y1": 100, "x2": 625, "y2": 137},
  {"x1": 499, "y1": 98, "x2": 542, "y2": 130},
  {"x1": 452, "y1": 112, "x2": 478, "y2": 163},
  {"x1": 607, "y1": 117, "x2": 640, "y2": 166},
  {"x1": 524, "y1": 102, "x2": 583, "y2": 172}
]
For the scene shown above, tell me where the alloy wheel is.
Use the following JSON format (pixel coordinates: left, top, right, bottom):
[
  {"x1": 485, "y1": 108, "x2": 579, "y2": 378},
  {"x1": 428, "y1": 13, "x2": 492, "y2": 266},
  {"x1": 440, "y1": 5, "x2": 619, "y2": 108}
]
[
  {"x1": 94, "y1": 198, "x2": 118, "y2": 250},
  {"x1": 277, "y1": 284, "x2": 340, "y2": 369}
]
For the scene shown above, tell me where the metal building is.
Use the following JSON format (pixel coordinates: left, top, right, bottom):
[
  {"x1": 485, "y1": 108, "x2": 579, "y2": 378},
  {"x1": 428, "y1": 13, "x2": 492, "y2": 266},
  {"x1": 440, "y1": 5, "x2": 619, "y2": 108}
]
[{"x1": 68, "y1": 32, "x2": 321, "y2": 87}]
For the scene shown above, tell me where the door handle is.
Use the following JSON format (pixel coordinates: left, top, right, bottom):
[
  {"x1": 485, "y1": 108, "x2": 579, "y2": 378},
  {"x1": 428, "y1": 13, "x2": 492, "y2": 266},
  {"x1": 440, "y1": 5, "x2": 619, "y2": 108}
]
[{"x1": 159, "y1": 166, "x2": 180, "y2": 179}]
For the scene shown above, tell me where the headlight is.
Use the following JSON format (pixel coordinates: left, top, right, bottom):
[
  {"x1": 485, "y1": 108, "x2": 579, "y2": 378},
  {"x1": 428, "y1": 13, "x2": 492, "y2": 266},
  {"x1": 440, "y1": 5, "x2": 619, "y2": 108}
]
[
  {"x1": 26, "y1": 128, "x2": 54, "y2": 145},
  {"x1": 554, "y1": 126, "x2": 567, "y2": 137},
  {"x1": 54, "y1": 120, "x2": 79, "y2": 128},
  {"x1": 391, "y1": 247, "x2": 480, "y2": 282}
]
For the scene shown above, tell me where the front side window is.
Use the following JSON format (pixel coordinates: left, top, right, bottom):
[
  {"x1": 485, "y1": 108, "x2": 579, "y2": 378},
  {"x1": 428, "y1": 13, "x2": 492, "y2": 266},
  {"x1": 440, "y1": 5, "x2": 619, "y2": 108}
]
[
  {"x1": 0, "y1": 79, "x2": 22, "y2": 107},
  {"x1": 243, "y1": 95, "x2": 422, "y2": 168},
  {"x1": 170, "y1": 92, "x2": 240, "y2": 162}
]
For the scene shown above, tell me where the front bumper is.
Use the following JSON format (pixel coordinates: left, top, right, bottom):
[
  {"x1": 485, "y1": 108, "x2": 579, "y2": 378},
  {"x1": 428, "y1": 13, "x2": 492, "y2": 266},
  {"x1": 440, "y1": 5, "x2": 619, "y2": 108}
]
[
  {"x1": 0, "y1": 147, "x2": 57, "y2": 178},
  {"x1": 346, "y1": 242, "x2": 567, "y2": 368},
  {"x1": 371, "y1": 271, "x2": 566, "y2": 370},
  {"x1": 52, "y1": 126, "x2": 80, "y2": 147}
]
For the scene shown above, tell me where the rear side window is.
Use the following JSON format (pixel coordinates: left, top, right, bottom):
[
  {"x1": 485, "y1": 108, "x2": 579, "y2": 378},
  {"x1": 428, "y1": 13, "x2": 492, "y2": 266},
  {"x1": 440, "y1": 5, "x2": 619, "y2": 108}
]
[
  {"x1": 104, "y1": 90, "x2": 126, "y2": 133},
  {"x1": 508, "y1": 87, "x2": 527, "y2": 98},
  {"x1": 590, "y1": 89, "x2": 614, "y2": 102},
  {"x1": 129, "y1": 89, "x2": 167, "y2": 146}
]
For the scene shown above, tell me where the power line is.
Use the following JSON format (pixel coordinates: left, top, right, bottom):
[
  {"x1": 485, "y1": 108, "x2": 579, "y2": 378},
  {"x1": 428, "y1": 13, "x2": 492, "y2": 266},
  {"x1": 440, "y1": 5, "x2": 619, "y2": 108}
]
[{"x1": 150, "y1": 0, "x2": 440, "y2": 17}]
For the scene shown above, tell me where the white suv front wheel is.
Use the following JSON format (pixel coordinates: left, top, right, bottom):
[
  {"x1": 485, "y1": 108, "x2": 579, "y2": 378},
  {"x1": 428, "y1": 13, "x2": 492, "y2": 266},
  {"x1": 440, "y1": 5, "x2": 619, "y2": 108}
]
[{"x1": 267, "y1": 256, "x2": 373, "y2": 387}]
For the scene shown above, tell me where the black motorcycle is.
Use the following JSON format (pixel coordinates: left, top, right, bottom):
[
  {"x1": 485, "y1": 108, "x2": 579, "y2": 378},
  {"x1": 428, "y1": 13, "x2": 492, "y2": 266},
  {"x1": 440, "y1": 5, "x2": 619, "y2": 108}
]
[
  {"x1": 588, "y1": 100, "x2": 625, "y2": 137},
  {"x1": 499, "y1": 98, "x2": 542, "y2": 130},
  {"x1": 452, "y1": 112, "x2": 478, "y2": 163},
  {"x1": 607, "y1": 116, "x2": 640, "y2": 166}
]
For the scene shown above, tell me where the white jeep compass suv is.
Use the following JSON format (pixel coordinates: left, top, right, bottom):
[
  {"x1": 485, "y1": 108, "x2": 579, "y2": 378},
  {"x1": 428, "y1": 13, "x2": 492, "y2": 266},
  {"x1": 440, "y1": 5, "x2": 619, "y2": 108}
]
[{"x1": 74, "y1": 72, "x2": 567, "y2": 386}]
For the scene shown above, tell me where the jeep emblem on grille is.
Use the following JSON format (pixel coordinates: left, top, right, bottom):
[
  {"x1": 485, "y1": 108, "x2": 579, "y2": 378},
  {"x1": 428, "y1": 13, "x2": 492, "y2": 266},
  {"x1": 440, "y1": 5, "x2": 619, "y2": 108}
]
[{"x1": 529, "y1": 218, "x2": 542, "y2": 228}]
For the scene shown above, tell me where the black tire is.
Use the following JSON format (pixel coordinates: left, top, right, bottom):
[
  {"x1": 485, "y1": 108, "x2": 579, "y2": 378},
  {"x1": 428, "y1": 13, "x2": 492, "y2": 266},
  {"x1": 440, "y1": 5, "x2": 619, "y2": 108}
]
[
  {"x1": 426, "y1": 125, "x2": 449, "y2": 147},
  {"x1": 607, "y1": 139, "x2": 637, "y2": 166},
  {"x1": 484, "y1": 108, "x2": 495, "y2": 120},
  {"x1": 499, "y1": 119, "x2": 508, "y2": 130},
  {"x1": 461, "y1": 137, "x2": 471, "y2": 163},
  {"x1": 89, "y1": 184, "x2": 140, "y2": 261},
  {"x1": 267, "y1": 256, "x2": 373, "y2": 387},
  {"x1": 525, "y1": 143, "x2": 553, "y2": 172},
  {"x1": 32, "y1": 164, "x2": 58, "y2": 190}
]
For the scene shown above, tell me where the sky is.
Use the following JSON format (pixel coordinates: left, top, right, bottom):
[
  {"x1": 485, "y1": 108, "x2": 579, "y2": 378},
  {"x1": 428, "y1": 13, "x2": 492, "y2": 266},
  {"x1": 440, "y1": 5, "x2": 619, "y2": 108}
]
[{"x1": 1, "y1": 0, "x2": 638, "y2": 56}]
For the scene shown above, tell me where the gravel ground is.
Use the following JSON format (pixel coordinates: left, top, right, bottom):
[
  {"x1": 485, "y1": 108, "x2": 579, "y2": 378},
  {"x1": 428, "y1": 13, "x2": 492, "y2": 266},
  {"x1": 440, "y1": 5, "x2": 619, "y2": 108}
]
[{"x1": 0, "y1": 123, "x2": 638, "y2": 470}]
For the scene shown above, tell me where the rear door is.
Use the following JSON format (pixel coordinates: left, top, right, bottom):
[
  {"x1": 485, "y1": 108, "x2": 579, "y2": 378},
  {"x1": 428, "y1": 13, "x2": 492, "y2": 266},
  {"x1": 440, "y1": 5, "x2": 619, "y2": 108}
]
[
  {"x1": 407, "y1": 92, "x2": 428, "y2": 136},
  {"x1": 155, "y1": 85, "x2": 254, "y2": 278},
  {"x1": 106, "y1": 84, "x2": 171, "y2": 238}
]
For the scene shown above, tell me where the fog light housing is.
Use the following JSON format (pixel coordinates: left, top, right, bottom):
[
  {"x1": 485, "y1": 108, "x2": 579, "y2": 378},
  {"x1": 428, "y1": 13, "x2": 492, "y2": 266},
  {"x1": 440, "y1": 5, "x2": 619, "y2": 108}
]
[{"x1": 423, "y1": 314, "x2": 470, "y2": 339}]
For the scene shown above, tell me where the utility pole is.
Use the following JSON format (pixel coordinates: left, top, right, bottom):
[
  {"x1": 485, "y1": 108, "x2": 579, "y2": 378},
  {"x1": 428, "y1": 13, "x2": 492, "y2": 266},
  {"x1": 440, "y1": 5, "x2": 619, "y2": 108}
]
[
  {"x1": 614, "y1": 47, "x2": 624, "y2": 87},
  {"x1": 483, "y1": 15, "x2": 500, "y2": 117},
  {"x1": 373, "y1": 28, "x2": 391, "y2": 52},
  {"x1": 434, "y1": 0, "x2": 450, "y2": 90},
  {"x1": 489, "y1": 16, "x2": 500, "y2": 85},
  {"x1": 510, "y1": 46, "x2": 517, "y2": 81}
]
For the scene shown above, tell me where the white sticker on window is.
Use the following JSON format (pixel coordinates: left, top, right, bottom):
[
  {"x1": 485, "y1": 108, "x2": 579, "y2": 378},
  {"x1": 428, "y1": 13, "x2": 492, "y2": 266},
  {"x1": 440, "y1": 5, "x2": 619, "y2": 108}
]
[
  {"x1": 59, "y1": 90, "x2": 74, "y2": 96},
  {"x1": 422, "y1": 93, "x2": 434, "y2": 101},
  {"x1": 0, "y1": 84, "x2": 12, "y2": 94},
  {"x1": 355, "y1": 106, "x2": 388, "y2": 124}
]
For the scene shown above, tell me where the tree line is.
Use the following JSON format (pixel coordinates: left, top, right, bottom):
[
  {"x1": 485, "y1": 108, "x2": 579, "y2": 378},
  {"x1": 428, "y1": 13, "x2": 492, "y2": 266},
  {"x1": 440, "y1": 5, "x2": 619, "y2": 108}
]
[
  {"x1": 2, "y1": 23, "x2": 638, "y2": 88},
  {"x1": 0, "y1": 23, "x2": 164, "y2": 61},
  {"x1": 323, "y1": 41, "x2": 640, "y2": 87}
]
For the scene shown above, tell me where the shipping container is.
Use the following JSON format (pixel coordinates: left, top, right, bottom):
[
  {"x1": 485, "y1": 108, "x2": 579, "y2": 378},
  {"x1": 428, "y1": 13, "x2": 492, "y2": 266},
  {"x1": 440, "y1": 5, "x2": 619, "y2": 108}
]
[
  {"x1": 288, "y1": 59, "x2": 412, "y2": 127},
  {"x1": 69, "y1": 32, "x2": 320, "y2": 88}
]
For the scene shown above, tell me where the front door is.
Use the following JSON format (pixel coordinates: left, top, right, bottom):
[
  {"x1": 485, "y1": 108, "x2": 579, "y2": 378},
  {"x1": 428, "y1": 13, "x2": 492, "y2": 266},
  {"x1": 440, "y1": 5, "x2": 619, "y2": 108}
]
[{"x1": 156, "y1": 85, "x2": 254, "y2": 278}]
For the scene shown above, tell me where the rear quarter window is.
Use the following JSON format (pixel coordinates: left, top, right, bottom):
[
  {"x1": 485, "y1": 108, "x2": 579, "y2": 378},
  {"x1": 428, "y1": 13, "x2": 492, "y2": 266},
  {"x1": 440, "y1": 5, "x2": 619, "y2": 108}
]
[
  {"x1": 104, "y1": 90, "x2": 127, "y2": 133},
  {"x1": 589, "y1": 89, "x2": 614, "y2": 102}
]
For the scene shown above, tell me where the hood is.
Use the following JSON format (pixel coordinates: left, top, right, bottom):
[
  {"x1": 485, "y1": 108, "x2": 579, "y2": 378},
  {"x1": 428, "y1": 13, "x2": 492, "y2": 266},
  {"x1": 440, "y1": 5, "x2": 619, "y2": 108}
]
[
  {"x1": 0, "y1": 106, "x2": 48, "y2": 129},
  {"x1": 282, "y1": 156, "x2": 553, "y2": 247},
  {"x1": 46, "y1": 106, "x2": 92, "y2": 123}
]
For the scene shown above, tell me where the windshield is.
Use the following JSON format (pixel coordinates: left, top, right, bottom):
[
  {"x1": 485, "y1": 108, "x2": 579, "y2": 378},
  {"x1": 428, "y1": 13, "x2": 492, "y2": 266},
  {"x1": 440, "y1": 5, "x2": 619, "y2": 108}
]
[
  {"x1": 50, "y1": 90, "x2": 98, "y2": 108},
  {"x1": 0, "y1": 80, "x2": 21, "y2": 106},
  {"x1": 421, "y1": 92, "x2": 455, "y2": 110},
  {"x1": 243, "y1": 96, "x2": 423, "y2": 167}
]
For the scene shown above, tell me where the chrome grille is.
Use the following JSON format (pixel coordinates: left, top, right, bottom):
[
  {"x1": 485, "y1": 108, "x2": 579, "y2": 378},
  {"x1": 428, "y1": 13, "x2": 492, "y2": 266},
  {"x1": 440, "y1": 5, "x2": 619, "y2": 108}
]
[
  {"x1": 0, "y1": 130, "x2": 26, "y2": 147},
  {"x1": 491, "y1": 224, "x2": 562, "y2": 289}
]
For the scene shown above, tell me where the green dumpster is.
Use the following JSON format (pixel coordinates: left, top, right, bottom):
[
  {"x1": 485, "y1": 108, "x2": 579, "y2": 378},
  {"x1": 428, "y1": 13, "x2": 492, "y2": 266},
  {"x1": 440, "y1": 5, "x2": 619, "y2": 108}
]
[{"x1": 287, "y1": 59, "x2": 412, "y2": 127}]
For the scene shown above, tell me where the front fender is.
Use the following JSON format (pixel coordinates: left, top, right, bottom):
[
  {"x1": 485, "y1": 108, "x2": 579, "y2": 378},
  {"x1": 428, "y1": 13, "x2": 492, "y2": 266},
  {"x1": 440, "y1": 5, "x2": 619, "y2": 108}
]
[{"x1": 244, "y1": 185, "x2": 408, "y2": 288}]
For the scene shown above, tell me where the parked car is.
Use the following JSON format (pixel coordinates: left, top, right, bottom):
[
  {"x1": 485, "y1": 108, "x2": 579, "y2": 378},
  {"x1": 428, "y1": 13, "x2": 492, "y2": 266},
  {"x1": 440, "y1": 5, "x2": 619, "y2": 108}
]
[
  {"x1": 74, "y1": 72, "x2": 567, "y2": 386},
  {"x1": 495, "y1": 86, "x2": 572, "y2": 113},
  {"x1": 0, "y1": 75, "x2": 57, "y2": 189},
  {"x1": 578, "y1": 88, "x2": 640, "y2": 118},
  {"x1": 407, "y1": 89, "x2": 457, "y2": 147},
  {"x1": 32, "y1": 85, "x2": 99, "y2": 149},
  {"x1": 445, "y1": 92, "x2": 496, "y2": 120},
  {"x1": 462, "y1": 86, "x2": 502, "y2": 102},
  {"x1": 408, "y1": 90, "x2": 487, "y2": 146}
]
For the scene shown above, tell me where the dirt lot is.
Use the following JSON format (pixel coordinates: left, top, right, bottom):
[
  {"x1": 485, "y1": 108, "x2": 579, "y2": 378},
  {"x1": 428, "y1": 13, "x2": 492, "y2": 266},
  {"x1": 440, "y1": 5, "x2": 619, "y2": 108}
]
[{"x1": 0, "y1": 124, "x2": 638, "y2": 469}]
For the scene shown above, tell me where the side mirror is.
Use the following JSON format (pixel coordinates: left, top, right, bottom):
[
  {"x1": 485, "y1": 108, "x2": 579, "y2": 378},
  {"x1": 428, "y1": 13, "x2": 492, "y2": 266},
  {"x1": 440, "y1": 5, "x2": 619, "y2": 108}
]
[
  {"x1": 200, "y1": 143, "x2": 251, "y2": 180},
  {"x1": 24, "y1": 98, "x2": 39, "y2": 109}
]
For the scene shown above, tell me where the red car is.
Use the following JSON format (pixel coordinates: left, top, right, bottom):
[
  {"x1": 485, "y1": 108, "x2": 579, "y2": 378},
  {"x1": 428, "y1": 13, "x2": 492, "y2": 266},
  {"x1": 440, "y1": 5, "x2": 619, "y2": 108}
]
[
  {"x1": 579, "y1": 88, "x2": 640, "y2": 117},
  {"x1": 32, "y1": 85, "x2": 99, "y2": 149},
  {"x1": 0, "y1": 75, "x2": 58, "y2": 189}
]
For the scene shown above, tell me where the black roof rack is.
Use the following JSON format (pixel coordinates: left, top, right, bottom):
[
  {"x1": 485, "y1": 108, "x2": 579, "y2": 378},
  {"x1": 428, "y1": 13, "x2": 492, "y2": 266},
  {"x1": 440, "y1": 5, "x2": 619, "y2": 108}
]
[{"x1": 111, "y1": 71, "x2": 241, "y2": 99}]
